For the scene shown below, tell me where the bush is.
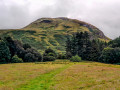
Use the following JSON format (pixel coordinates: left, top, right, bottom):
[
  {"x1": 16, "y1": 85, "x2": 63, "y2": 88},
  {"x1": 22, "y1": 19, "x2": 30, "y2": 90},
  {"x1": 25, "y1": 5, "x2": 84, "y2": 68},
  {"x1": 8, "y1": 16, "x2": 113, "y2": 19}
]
[
  {"x1": 11, "y1": 55, "x2": 23, "y2": 63},
  {"x1": 24, "y1": 53, "x2": 36, "y2": 62},
  {"x1": 43, "y1": 48, "x2": 56, "y2": 62},
  {"x1": 44, "y1": 48, "x2": 57, "y2": 57},
  {"x1": 70, "y1": 55, "x2": 82, "y2": 62},
  {"x1": 43, "y1": 56, "x2": 56, "y2": 62},
  {"x1": 57, "y1": 53, "x2": 67, "y2": 59}
]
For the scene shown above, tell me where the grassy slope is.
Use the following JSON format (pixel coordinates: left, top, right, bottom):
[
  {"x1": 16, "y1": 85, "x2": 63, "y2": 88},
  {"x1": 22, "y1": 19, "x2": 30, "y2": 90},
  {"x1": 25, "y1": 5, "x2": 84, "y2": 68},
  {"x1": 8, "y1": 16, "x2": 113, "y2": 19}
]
[
  {"x1": 0, "y1": 18, "x2": 110, "y2": 53},
  {"x1": 0, "y1": 61, "x2": 120, "y2": 90}
]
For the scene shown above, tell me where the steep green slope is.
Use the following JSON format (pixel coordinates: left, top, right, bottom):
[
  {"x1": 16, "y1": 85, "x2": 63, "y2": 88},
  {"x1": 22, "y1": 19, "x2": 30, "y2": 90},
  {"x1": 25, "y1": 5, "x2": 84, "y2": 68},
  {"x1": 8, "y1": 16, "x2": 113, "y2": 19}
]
[{"x1": 0, "y1": 17, "x2": 110, "y2": 53}]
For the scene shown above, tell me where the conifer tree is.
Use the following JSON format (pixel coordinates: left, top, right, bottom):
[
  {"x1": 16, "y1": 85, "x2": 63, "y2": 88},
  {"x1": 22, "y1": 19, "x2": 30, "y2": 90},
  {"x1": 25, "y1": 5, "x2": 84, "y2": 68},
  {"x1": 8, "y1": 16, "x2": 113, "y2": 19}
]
[{"x1": 0, "y1": 40, "x2": 11, "y2": 63}]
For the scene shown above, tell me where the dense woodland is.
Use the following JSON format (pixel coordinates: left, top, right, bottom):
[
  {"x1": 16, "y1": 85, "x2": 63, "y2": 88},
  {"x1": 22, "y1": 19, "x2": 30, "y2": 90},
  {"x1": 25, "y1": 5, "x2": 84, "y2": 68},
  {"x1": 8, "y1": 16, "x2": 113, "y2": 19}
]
[
  {"x1": 0, "y1": 31, "x2": 120, "y2": 64},
  {"x1": 66, "y1": 32, "x2": 120, "y2": 64}
]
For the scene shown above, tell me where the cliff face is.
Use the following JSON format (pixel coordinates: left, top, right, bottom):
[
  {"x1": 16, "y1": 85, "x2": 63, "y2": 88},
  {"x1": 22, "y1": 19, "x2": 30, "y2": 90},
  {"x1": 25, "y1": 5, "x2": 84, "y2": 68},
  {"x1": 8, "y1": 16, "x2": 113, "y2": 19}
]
[{"x1": 0, "y1": 17, "x2": 110, "y2": 52}]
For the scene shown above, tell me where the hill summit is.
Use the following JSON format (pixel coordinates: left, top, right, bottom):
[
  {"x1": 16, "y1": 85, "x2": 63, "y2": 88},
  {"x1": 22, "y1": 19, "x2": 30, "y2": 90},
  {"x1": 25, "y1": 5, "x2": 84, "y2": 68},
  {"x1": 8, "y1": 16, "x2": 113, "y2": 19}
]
[
  {"x1": 24, "y1": 17, "x2": 109, "y2": 40},
  {"x1": 0, "y1": 17, "x2": 110, "y2": 52}
]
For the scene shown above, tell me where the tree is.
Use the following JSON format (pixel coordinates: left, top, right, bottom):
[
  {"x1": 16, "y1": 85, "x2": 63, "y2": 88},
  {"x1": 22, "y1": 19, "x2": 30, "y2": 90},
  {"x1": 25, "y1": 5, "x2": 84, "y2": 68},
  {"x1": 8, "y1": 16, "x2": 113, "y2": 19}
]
[
  {"x1": 109, "y1": 36, "x2": 120, "y2": 48},
  {"x1": 5, "y1": 37, "x2": 16, "y2": 59},
  {"x1": 65, "y1": 31, "x2": 107, "y2": 61},
  {"x1": 43, "y1": 48, "x2": 56, "y2": 61},
  {"x1": 24, "y1": 53, "x2": 36, "y2": 62},
  {"x1": 5, "y1": 37, "x2": 43, "y2": 63},
  {"x1": 99, "y1": 47, "x2": 120, "y2": 64},
  {"x1": 66, "y1": 31, "x2": 91, "y2": 59},
  {"x1": 90, "y1": 40, "x2": 100, "y2": 61},
  {"x1": 66, "y1": 37, "x2": 72, "y2": 55},
  {"x1": 0, "y1": 40, "x2": 11, "y2": 63},
  {"x1": 23, "y1": 43, "x2": 31, "y2": 50}
]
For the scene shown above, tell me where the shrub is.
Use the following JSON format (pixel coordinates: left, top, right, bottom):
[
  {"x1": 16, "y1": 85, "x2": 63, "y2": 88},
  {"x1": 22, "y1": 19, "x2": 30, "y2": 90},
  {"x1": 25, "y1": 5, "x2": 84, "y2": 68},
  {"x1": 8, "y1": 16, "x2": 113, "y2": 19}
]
[
  {"x1": 11, "y1": 55, "x2": 23, "y2": 63},
  {"x1": 24, "y1": 53, "x2": 36, "y2": 62},
  {"x1": 45, "y1": 48, "x2": 55, "y2": 54},
  {"x1": 57, "y1": 53, "x2": 67, "y2": 59},
  {"x1": 43, "y1": 48, "x2": 56, "y2": 62},
  {"x1": 70, "y1": 55, "x2": 82, "y2": 62},
  {"x1": 48, "y1": 53, "x2": 56, "y2": 57},
  {"x1": 44, "y1": 48, "x2": 57, "y2": 57},
  {"x1": 43, "y1": 56, "x2": 56, "y2": 61}
]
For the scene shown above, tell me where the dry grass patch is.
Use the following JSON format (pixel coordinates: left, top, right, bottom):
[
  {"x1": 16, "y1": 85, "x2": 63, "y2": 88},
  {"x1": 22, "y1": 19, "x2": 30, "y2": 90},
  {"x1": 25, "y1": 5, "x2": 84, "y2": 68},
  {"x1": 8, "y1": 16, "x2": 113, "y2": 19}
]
[{"x1": 52, "y1": 62, "x2": 120, "y2": 90}]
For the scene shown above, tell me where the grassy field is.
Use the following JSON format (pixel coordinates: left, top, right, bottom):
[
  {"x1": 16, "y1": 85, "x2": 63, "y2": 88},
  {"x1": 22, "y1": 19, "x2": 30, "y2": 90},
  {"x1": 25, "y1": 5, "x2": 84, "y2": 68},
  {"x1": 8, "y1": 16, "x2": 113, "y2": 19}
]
[{"x1": 0, "y1": 60, "x2": 120, "y2": 90}]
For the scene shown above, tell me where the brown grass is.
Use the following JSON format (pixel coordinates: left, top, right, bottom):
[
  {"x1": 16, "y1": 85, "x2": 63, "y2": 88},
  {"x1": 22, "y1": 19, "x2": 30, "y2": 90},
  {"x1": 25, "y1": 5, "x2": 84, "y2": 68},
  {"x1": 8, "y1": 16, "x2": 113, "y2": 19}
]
[
  {"x1": 1, "y1": 61, "x2": 120, "y2": 90},
  {"x1": 52, "y1": 62, "x2": 120, "y2": 90}
]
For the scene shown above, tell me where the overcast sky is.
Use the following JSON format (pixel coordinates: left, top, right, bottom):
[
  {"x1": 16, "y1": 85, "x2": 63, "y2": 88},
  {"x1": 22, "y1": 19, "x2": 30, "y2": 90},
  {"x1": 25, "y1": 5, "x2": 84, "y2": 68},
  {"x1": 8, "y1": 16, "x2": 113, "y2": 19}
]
[{"x1": 0, "y1": 0, "x2": 120, "y2": 39}]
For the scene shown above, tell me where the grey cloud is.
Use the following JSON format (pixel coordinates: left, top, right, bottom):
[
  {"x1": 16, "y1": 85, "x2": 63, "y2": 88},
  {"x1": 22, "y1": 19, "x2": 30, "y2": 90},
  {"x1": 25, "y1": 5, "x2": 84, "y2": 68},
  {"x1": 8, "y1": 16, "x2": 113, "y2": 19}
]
[
  {"x1": 0, "y1": 0, "x2": 120, "y2": 39},
  {"x1": 0, "y1": 0, "x2": 30, "y2": 29}
]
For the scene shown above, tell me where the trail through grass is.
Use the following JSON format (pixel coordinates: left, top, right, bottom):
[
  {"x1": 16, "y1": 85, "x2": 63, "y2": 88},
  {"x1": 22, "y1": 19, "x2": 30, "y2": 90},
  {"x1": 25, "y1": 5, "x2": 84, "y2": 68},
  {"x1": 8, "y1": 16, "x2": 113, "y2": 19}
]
[
  {"x1": 0, "y1": 63, "x2": 68, "y2": 90},
  {"x1": 1, "y1": 61, "x2": 120, "y2": 90},
  {"x1": 16, "y1": 64, "x2": 70, "y2": 90}
]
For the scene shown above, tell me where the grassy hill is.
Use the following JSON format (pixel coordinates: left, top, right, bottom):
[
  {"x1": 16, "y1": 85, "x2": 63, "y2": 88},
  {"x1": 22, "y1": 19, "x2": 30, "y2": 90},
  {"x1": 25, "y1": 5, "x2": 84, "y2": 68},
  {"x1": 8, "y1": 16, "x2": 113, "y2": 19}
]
[{"x1": 0, "y1": 17, "x2": 110, "y2": 53}]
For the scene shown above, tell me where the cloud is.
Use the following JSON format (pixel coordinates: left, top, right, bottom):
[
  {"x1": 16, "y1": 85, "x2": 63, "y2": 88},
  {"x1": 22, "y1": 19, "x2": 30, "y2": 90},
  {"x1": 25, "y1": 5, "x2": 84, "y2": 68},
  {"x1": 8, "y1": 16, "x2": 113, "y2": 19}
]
[{"x1": 0, "y1": 0, "x2": 120, "y2": 39}]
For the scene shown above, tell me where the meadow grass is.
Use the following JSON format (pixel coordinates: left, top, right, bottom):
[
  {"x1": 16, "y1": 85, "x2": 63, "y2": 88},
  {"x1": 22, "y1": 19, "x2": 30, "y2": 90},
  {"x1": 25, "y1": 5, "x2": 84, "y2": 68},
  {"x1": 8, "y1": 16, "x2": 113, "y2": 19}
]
[
  {"x1": 0, "y1": 61, "x2": 120, "y2": 90},
  {"x1": 0, "y1": 62, "x2": 68, "y2": 90},
  {"x1": 51, "y1": 61, "x2": 120, "y2": 90},
  {"x1": 17, "y1": 64, "x2": 70, "y2": 90}
]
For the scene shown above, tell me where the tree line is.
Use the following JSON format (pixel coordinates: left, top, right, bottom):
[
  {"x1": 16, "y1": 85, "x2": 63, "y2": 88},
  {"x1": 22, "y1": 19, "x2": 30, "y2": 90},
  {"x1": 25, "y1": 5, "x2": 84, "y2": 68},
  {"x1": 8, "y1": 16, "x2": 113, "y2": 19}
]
[
  {"x1": 66, "y1": 31, "x2": 120, "y2": 64},
  {"x1": 0, "y1": 37, "x2": 57, "y2": 63},
  {"x1": 0, "y1": 31, "x2": 120, "y2": 64}
]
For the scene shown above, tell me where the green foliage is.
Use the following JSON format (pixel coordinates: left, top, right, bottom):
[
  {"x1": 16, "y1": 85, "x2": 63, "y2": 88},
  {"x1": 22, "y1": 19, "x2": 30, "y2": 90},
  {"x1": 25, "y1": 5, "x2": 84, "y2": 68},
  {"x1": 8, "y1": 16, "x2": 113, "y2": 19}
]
[
  {"x1": 43, "y1": 48, "x2": 56, "y2": 62},
  {"x1": 109, "y1": 36, "x2": 120, "y2": 48},
  {"x1": 24, "y1": 48, "x2": 43, "y2": 62},
  {"x1": 23, "y1": 43, "x2": 31, "y2": 50},
  {"x1": 44, "y1": 48, "x2": 57, "y2": 57},
  {"x1": 43, "y1": 56, "x2": 56, "y2": 61},
  {"x1": 5, "y1": 37, "x2": 16, "y2": 58},
  {"x1": 70, "y1": 55, "x2": 82, "y2": 62},
  {"x1": 24, "y1": 53, "x2": 36, "y2": 62},
  {"x1": 11, "y1": 55, "x2": 23, "y2": 63},
  {"x1": 5, "y1": 37, "x2": 42, "y2": 63},
  {"x1": 85, "y1": 39, "x2": 101, "y2": 61},
  {"x1": 99, "y1": 47, "x2": 120, "y2": 64},
  {"x1": 66, "y1": 52, "x2": 72, "y2": 59},
  {"x1": 66, "y1": 32, "x2": 107, "y2": 61},
  {"x1": 0, "y1": 40, "x2": 11, "y2": 63},
  {"x1": 57, "y1": 53, "x2": 67, "y2": 59}
]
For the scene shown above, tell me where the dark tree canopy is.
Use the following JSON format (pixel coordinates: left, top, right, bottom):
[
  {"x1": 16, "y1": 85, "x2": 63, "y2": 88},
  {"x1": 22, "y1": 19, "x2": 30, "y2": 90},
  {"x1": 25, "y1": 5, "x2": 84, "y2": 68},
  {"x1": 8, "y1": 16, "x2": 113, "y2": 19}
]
[
  {"x1": 0, "y1": 40, "x2": 11, "y2": 63},
  {"x1": 43, "y1": 48, "x2": 56, "y2": 62},
  {"x1": 4, "y1": 37, "x2": 42, "y2": 63},
  {"x1": 66, "y1": 31, "x2": 107, "y2": 61}
]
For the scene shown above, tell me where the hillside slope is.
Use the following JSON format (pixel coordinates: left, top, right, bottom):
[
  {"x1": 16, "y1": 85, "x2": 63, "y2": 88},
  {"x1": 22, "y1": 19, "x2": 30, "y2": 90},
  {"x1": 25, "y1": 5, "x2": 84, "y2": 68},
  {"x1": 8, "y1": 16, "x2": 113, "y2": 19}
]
[{"x1": 0, "y1": 17, "x2": 110, "y2": 52}]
